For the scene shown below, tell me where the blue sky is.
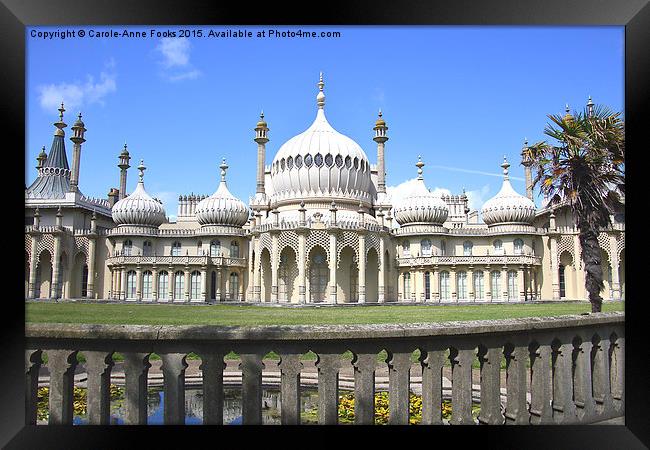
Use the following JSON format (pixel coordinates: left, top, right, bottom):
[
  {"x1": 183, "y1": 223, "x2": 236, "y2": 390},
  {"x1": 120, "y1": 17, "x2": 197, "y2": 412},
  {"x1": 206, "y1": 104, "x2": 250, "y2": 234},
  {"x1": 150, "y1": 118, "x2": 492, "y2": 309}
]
[{"x1": 26, "y1": 26, "x2": 624, "y2": 219}]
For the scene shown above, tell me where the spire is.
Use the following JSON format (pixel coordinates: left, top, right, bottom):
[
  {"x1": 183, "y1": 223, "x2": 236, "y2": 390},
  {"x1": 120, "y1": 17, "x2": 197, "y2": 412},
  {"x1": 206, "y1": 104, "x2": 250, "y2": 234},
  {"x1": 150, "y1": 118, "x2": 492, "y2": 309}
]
[
  {"x1": 137, "y1": 159, "x2": 146, "y2": 183},
  {"x1": 53, "y1": 102, "x2": 67, "y2": 136},
  {"x1": 416, "y1": 155, "x2": 425, "y2": 180},
  {"x1": 564, "y1": 103, "x2": 574, "y2": 122},
  {"x1": 219, "y1": 158, "x2": 229, "y2": 183},
  {"x1": 501, "y1": 156, "x2": 510, "y2": 181},
  {"x1": 587, "y1": 95, "x2": 594, "y2": 117},
  {"x1": 316, "y1": 72, "x2": 325, "y2": 109}
]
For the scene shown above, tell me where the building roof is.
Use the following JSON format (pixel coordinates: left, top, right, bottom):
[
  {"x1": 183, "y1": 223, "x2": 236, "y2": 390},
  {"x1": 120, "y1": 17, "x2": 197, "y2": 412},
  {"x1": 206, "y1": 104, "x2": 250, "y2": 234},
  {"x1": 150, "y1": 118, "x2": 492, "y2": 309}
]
[{"x1": 25, "y1": 132, "x2": 73, "y2": 200}]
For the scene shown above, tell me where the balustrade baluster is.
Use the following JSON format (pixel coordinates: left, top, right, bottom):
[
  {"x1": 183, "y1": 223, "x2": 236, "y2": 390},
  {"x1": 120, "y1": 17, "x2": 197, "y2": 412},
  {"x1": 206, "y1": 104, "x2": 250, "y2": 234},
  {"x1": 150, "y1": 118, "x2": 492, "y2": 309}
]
[
  {"x1": 572, "y1": 335, "x2": 596, "y2": 422},
  {"x1": 199, "y1": 352, "x2": 226, "y2": 425},
  {"x1": 528, "y1": 341, "x2": 553, "y2": 424},
  {"x1": 239, "y1": 353, "x2": 265, "y2": 425},
  {"x1": 477, "y1": 345, "x2": 504, "y2": 425},
  {"x1": 551, "y1": 339, "x2": 577, "y2": 424},
  {"x1": 25, "y1": 350, "x2": 43, "y2": 425},
  {"x1": 352, "y1": 352, "x2": 376, "y2": 425},
  {"x1": 419, "y1": 346, "x2": 446, "y2": 425},
  {"x1": 449, "y1": 346, "x2": 474, "y2": 425},
  {"x1": 504, "y1": 342, "x2": 529, "y2": 425},
  {"x1": 610, "y1": 333, "x2": 625, "y2": 414},
  {"x1": 278, "y1": 353, "x2": 303, "y2": 425},
  {"x1": 123, "y1": 352, "x2": 151, "y2": 425},
  {"x1": 161, "y1": 353, "x2": 188, "y2": 424},
  {"x1": 386, "y1": 352, "x2": 411, "y2": 425},
  {"x1": 84, "y1": 351, "x2": 114, "y2": 425},
  {"x1": 47, "y1": 350, "x2": 78, "y2": 425},
  {"x1": 591, "y1": 334, "x2": 613, "y2": 418},
  {"x1": 315, "y1": 353, "x2": 341, "y2": 425}
]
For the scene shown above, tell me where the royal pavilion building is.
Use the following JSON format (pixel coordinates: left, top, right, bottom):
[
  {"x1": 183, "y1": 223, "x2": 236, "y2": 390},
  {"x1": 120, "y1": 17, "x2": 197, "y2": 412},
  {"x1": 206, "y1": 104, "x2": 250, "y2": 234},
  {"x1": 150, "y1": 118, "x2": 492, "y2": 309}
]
[{"x1": 24, "y1": 75, "x2": 625, "y2": 304}]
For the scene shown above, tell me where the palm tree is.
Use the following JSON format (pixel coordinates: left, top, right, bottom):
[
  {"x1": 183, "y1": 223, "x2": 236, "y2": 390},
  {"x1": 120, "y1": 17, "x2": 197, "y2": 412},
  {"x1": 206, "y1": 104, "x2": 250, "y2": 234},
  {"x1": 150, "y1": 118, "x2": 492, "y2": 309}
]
[{"x1": 523, "y1": 99, "x2": 625, "y2": 312}]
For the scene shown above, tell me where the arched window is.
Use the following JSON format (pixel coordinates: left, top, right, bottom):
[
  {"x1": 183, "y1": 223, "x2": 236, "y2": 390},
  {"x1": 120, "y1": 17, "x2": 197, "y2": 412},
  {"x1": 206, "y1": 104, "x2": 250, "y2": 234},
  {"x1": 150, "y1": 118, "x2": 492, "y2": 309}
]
[
  {"x1": 440, "y1": 240, "x2": 447, "y2": 256},
  {"x1": 210, "y1": 240, "x2": 221, "y2": 257},
  {"x1": 490, "y1": 271, "x2": 501, "y2": 300},
  {"x1": 174, "y1": 271, "x2": 185, "y2": 299},
  {"x1": 190, "y1": 271, "x2": 201, "y2": 300},
  {"x1": 123, "y1": 240, "x2": 133, "y2": 256},
  {"x1": 493, "y1": 240, "x2": 503, "y2": 255},
  {"x1": 126, "y1": 270, "x2": 137, "y2": 299},
  {"x1": 439, "y1": 271, "x2": 450, "y2": 300},
  {"x1": 309, "y1": 250, "x2": 328, "y2": 303},
  {"x1": 424, "y1": 272, "x2": 431, "y2": 300},
  {"x1": 143, "y1": 241, "x2": 153, "y2": 256},
  {"x1": 420, "y1": 239, "x2": 432, "y2": 257},
  {"x1": 158, "y1": 271, "x2": 169, "y2": 299},
  {"x1": 229, "y1": 272, "x2": 239, "y2": 300},
  {"x1": 507, "y1": 270, "x2": 518, "y2": 300},
  {"x1": 474, "y1": 271, "x2": 484, "y2": 300},
  {"x1": 142, "y1": 271, "x2": 153, "y2": 299},
  {"x1": 402, "y1": 241, "x2": 411, "y2": 258},
  {"x1": 230, "y1": 241, "x2": 240, "y2": 258},
  {"x1": 463, "y1": 241, "x2": 473, "y2": 256},
  {"x1": 514, "y1": 239, "x2": 524, "y2": 255},
  {"x1": 559, "y1": 264, "x2": 566, "y2": 298},
  {"x1": 457, "y1": 271, "x2": 467, "y2": 299},
  {"x1": 171, "y1": 242, "x2": 182, "y2": 257},
  {"x1": 403, "y1": 272, "x2": 411, "y2": 300}
]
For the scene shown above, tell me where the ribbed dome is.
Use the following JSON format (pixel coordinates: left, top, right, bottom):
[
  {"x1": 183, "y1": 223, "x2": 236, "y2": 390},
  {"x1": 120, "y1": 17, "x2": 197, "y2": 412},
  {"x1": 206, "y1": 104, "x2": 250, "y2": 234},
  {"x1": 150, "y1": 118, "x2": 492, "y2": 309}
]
[
  {"x1": 394, "y1": 157, "x2": 449, "y2": 226},
  {"x1": 195, "y1": 159, "x2": 249, "y2": 227},
  {"x1": 112, "y1": 161, "x2": 166, "y2": 227},
  {"x1": 269, "y1": 74, "x2": 372, "y2": 205},
  {"x1": 481, "y1": 157, "x2": 536, "y2": 226}
]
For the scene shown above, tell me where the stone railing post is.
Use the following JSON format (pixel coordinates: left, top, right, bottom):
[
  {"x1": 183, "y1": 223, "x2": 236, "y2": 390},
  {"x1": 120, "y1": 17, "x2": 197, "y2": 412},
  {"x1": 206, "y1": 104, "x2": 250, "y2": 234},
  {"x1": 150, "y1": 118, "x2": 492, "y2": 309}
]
[
  {"x1": 572, "y1": 335, "x2": 596, "y2": 422},
  {"x1": 610, "y1": 333, "x2": 625, "y2": 414},
  {"x1": 47, "y1": 350, "x2": 79, "y2": 424},
  {"x1": 351, "y1": 352, "x2": 376, "y2": 425},
  {"x1": 239, "y1": 353, "x2": 265, "y2": 425},
  {"x1": 315, "y1": 353, "x2": 341, "y2": 424},
  {"x1": 123, "y1": 352, "x2": 151, "y2": 425},
  {"x1": 419, "y1": 346, "x2": 446, "y2": 425},
  {"x1": 477, "y1": 344, "x2": 505, "y2": 425},
  {"x1": 591, "y1": 334, "x2": 614, "y2": 418},
  {"x1": 503, "y1": 342, "x2": 529, "y2": 424},
  {"x1": 25, "y1": 350, "x2": 43, "y2": 425},
  {"x1": 278, "y1": 353, "x2": 303, "y2": 425},
  {"x1": 386, "y1": 352, "x2": 411, "y2": 425},
  {"x1": 551, "y1": 338, "x2": 577, "y2": 424},
  {"x1": 528, "y1": 340, "x2": 553, "y2": 424},
  {"x1": 198, "y1": 352, "x2": 226, "y2": 425},
  {"x1": 161, "y1": 353, "x2": 188, "y2": 424},
  {"x1": 85, "y1": 351, "x2": 115, "y2": 425},
  {"x1": 449, "y1": 345, "x2": 475, "y2": 425}
]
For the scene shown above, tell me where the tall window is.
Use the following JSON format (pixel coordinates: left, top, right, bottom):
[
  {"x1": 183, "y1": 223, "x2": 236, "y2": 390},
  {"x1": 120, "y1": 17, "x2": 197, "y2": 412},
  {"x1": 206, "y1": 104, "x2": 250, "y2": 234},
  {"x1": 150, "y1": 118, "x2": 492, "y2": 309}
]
[
  {"x1": 190, "y1": 271, "x2": 201, "y2": 300},
  {"x1": 440, "y1": 241, "x2": 447, "y2": 256},
  {"x1": 174, "y1": 271, "x2": 185, "y2": 299},
  {"x1": 142, "y1": 271, "x2": 153, "y2": 299},
  {"x1": 463, "y1": 241, "x2": 473, "y2": 256},
  {"x1": 229, "y1": 272, "x2": 239, "y2": 300},
  {"x1": 507, "y1": 270, "x2": 518, "y2": 300},
  {"x1": 424, "y1": 272, "x2": 431, "y2": 300},
  {"x1": 126, "y1": 270, "x2": 137, "y2": 299},
  {"x1": 210, "y1": 240, "x2": 221, "y2": 257},
  {"x1": 81, "y1": 265, "x2": 88, "y2": 297},
  {"x1": 123, "y1": 240, "x2": 133, "y2": 256},
  {"x1": 493, "y1": 240, "x2": 503, "y2": 255},
  {"x1": 474, "y1": 271, "x2": 485, "y2": 299},
  {"x1": 514, "y1": 239, "x2": 524, "y2": 255},
  {"x1": 230, "y1": 241, "x2": 240, "y2": 258},
  {"x1": 490, "y1": 271, "x2": 501, "y2": 299},
  {"x1": 439, "y1": 271, "x2": 450, "y2": 300},
  {"x1": 420, "y1": 239, "x2": 432, "y2": 257},
  {"x1": 171, "y1": 242, "x2": 182, "y2": 257},
  {"x1": 457, "y1": 271, "x2": 467, "y2": 300},
  {"x1": 402, "y1": 241, "x2": 411, "y2": 258},
  {"x1": 559, "y1": 264, "x2": 566, "y2": 298},
  {"x1": 197, "y1": 241, "x2": 203, "y2": 255},
  {"x1": 143, "y1": 241, "x2": 153, "y2": 256},
  {"x1": 310, "y1": 251, "x2": 328, "y2": 303},
  {"x1": 403, "y1": 272, "x2": 411, "y2": 299},
  {"x1": 158, "y1": 271, "x2": 169, "y2": 299}
]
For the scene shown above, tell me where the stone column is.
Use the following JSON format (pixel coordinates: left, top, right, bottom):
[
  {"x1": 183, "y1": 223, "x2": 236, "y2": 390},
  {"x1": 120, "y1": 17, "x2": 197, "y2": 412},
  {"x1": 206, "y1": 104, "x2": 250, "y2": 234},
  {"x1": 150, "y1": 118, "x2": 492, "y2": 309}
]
[
  {"x1": 161, "y1": 353, "x2": 188, "y2": 424},
  {"x1": 28, "y1": 235, "x2": 39, "y2": 298},
  {"x1": 450, "y1": 267, "x2": 457, "y2": 302},
  {"x1": 449, "y1": 346, "x2": 475, "y2": 425},
  {"x1": 387, "y1": 352, "x2": 411, "y2": 425},
  {"x1": 501, "y1": 266, "x2": 509, "y2": 301},
  {"x1": 352, "y1": 352, "x2": 375, "y2": 424},
  {"x1": 432, "y1": 268, "x2": 440, "y2": 302},
  {"x1": 168, "y1": 266, "x2": 174, "y2": 301},
  {"x1": 120, "y1": 268, "x2": 127, "y2": 300},
  {"x1": 247, "y1": 237, "x2": 254, "y2": 300},
  {"x1": 239, "y1": 353, "x2": 265, "y2": 425},
  {"x1": 550, "y1": 236, "x2": 560, "y2": 299},
  {"x1": 551, "y1": 339, "x2": 578, "y2": 424},
  {"x1": 477, "y1": 345, "x2": 505, "y2": 424},
  {"x1": 329, "y1": 231, "x2": 337, "y2": 304},
  {"x1": 298, "y1": 231, "x2": 307, "y2": 303},
  {"x1": 51, "y1": 235, "x2": 61, "y2": 299},
  {"x1": 87, "y1": 238, "x2": 96, "y2": 298},
  {"x1": 504, "y1": 343, "x2": 530, "y2": 424},
  {"x1": 47, "y1": 350, "x2": 79, "y2": 424},
  {"x1": 184, "y1": 269, "x2": 190, "y2": 302},
  {"x1": 278, "y1": 354, "x2": 303, "y2": 425},
  {"x1": 315, "y1": 353, "x2": 341, "y2": 424},
  {"x1": 271, "y1": 232, "x2": 279, "y2": 303},
  {"x1": 468, "y1": 267, "x2": 475, "y2": 302},
  {"x1": 85, "y1": 351, "x2": 114, "y2": 425},
  {"x1": 253, "y1": 235, "x2": 261, "y2": 301},
  {"x1": 201, "y1": 266, "x2": 207, "y2": 302},
  {"x1": 573, "y1": 336, "x2": 597, "y2": 422},
  {"x1": 358, "y1": 232, "x2": 366, "y2": 303},
  {"x1": 419, "y1": 347, "x2": 446, "y2": 425},
  {"x1": 199, "y1": 352, "x2": 225, "y2": 425},
  {"x1": 529, "y1": 341, "x2": 553, "y2": 424},
  {"x1": 608, "y1": 234, "x2": 621, "y2": 300},
  {"x1": 378, "y1": 235, "x2": 386, "y2": 303},
  {"x1": 152, "y1": 267, "x2": 158, "y2": 301},
  {"x1": 517, "y1": 266, "x2": 525, "y2": 302},
  {"x1": 136, "y1": 266, "x2": 142, "y2": 301},
  {"x1": 123, "y1": 352, "x2": 151, "y2": 425},
  {"x1": 25, "y1": 350, "x2": 43, "y2": 425}
]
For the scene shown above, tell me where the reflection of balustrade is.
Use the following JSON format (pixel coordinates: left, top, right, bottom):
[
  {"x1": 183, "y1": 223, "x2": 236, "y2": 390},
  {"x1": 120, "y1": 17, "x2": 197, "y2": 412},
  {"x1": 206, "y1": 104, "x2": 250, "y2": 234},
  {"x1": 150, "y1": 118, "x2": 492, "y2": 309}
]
[
  {"x1": 26, "y1": 312, "x2": 624, "y2": 426},
  {"x1": 397, "y1": 255, "x2": 542, "y2": 267}
]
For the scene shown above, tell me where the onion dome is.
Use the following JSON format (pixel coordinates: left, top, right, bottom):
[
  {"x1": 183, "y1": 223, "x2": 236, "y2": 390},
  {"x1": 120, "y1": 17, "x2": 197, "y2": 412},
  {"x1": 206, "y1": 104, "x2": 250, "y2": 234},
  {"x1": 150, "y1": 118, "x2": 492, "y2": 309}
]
[
  {"x1": 269, "y1": 73, "x2": 372, "y2": 205},
  {"x1": 111, "y1": 160, "x2": 166, "y2": 227},
  {"x1": 375, "y1": 109, "x2": 386, "y2": 128},
  {"x1": 195, "y1": 159, "x2": 249, "y2": 227},
  {"x1": 481, "y1": 157, "x2": 536, "y2": 226},
  {"x1": 563, "y1": 103, "x2": 574, "y2": 122},
  {"x1": 256, "y1": 111, "x2": 267, "y2": 128},
  {"x1": 394, "y1": 156, "x2": 449, "y2": 226}
]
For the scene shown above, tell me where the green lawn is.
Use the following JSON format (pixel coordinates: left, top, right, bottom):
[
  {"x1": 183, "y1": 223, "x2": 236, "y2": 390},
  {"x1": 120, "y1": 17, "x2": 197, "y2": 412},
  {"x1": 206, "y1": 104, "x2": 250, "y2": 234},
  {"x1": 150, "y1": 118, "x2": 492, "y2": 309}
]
[{"x1": 25, "y1": 301, "x2": 624, "y2": 326}]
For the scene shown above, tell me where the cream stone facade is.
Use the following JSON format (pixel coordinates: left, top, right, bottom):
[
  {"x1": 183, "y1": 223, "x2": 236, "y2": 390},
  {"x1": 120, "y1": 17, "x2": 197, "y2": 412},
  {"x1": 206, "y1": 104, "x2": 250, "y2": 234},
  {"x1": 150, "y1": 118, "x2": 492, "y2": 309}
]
[{"x1": 24, "y1": 77, "x2": 625, "y2": 304}]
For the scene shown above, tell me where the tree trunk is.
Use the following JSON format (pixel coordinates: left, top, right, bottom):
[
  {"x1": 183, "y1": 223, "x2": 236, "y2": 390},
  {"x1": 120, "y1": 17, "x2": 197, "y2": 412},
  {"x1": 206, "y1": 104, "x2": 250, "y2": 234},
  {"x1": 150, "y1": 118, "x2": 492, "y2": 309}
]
[{"x1": 578, "y1": 227, "x2": 604, "y2": 312}]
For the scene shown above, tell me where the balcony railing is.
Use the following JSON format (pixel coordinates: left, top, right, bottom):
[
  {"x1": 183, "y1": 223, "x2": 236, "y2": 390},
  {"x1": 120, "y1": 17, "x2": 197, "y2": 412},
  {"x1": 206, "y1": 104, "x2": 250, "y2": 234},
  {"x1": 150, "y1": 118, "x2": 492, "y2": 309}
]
[
  {"x1": 397, "y1": 254, "x2": 542, "y2": 267},
  {"x1": 25, "y1": 312, "x2": 623, "y2": 425},
  {"x1": 106, "y1": 255, "x2": 247, "y2": 267}
]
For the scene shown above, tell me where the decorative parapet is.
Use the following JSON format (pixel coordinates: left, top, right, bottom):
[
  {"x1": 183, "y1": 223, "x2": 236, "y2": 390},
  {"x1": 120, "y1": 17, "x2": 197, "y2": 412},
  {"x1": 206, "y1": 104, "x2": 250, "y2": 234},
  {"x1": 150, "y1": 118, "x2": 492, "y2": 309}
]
[
  {"x1": 397, "y1": 254, "x2": 542, "y2": 267},
  {"x1": 106, "y1": 255, "x2": 247, "y2": 268},
  {"x1": 393, "y1": 224, "x2": 544, "y2": 237},
  {"x1": 252, "y1": 221, "x2": 385, "y2": 234}
]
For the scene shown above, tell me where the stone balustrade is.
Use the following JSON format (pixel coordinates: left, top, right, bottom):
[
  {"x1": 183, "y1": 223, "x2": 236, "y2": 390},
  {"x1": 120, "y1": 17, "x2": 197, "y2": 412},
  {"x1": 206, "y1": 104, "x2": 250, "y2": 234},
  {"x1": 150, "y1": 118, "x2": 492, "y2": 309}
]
[
  {"x1": 397, "y1": 254, "x2": 543, "y2": 267},
  {"x1": 25, "y1": 312, "x2": 624, "y2": 425},
  {"x1": 106, "y1": 255, "x2": 247, "y2": 267}
]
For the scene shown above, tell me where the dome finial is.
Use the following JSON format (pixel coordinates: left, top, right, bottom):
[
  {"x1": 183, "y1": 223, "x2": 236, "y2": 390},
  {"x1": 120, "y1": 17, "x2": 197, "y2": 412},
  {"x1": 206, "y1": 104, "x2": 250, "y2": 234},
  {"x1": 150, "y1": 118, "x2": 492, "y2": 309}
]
[
  {"x1": 416, "y1": 155, "x2": 425, "y2": 180},
  {"x1": 220, "y1": 158, "x2": 229, "y2": 183},
  {"x1": 501, "y1": 156, "x2": 510, "y2": 180},
  {"x1": 317, "y1": 72, "x2": 325, "y2": 109},
  {"x1": 138, "y1": 159, "x2": 146, "y2": 182},
  {"x1": 53, "y1": 102, "x2": 67, "y2": 135}
]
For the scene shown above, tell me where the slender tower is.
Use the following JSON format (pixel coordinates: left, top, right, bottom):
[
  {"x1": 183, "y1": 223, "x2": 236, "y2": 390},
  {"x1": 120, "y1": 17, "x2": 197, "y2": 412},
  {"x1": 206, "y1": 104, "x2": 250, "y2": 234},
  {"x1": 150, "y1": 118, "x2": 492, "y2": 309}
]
[
  {"x1": 586, "y1": 95, "x2": 594, "y2": 118},
  {"x1": 118, "y1": 143, "x2": 131, "y2": 200},
  {"x1": 69, "y1": 113, "x2": 87, "y2": 193},
  {"x1": 36, "y1": 146, "x2": 47, "y2": 171},
  {"x1": 520, "y1": 138, "x2": 534, "y2": 201},
  {"x1": 254, "y1": 111, "x2": 269, "y2": 195},
  {"x1": 373, "y1": 109, "x2": 389, "y2": 194}
]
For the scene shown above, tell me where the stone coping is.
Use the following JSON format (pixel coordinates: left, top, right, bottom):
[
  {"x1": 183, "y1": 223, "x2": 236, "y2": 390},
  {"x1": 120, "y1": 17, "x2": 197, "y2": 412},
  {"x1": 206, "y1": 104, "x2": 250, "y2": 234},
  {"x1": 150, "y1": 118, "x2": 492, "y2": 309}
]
[{"x1": 25, "y1": 311, "x2": 624, "y2": 342}]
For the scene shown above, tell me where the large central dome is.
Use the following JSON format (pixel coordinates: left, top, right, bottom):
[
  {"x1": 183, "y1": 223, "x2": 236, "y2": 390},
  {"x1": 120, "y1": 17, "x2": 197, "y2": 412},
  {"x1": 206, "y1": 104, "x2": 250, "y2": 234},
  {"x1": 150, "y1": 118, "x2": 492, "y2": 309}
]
[{"x1": 269, "y1": 74, "x2": 373, "y2": 206}]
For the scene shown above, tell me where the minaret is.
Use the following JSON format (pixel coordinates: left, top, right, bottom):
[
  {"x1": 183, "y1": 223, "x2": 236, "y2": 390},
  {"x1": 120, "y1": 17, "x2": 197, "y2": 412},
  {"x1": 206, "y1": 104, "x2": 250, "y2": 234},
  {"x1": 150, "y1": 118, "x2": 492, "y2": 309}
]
[
  {"x1": 373, "y1": 109, "x2": 389, "y2": 194},
  {"x1": 69, "y1": 112, "x2": 86, "y2": 193},
  {"x1": 36, "y1": 146, "x2": 47, "y2": 171},
  {"x1": 254, "y1": 111, "x2": 269, "y2": 195},
  {"x1": 118, "y1": 143, "x2": 131, "y2": 200},
  {"x1": 586, "y1": 95, "x2": 594, "y2": 118},
  {"x1": 520, "y1": 138, "x2": 534, "y2": 201}
]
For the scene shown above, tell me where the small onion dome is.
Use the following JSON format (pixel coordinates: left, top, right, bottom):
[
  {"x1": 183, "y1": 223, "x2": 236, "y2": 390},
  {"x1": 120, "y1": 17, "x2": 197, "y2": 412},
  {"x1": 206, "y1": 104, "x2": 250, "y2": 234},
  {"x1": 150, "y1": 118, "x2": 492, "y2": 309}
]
[
  {"x1": 394, "y1": 156, "x2": 449, "y2": 226},
  {"x1": 120, "y1": 142, "x2": 130, "y2": 156},
  {"x1": 256, "y1": 111, "x2": 267, "y2": 128},
  {"x1": 481, "y1": 157, "x2": 536, "y2": 226},
  {"x1": 563, "y1": 103, "x2": 574, "y2": 122},
  {"x1": 195, "y1": 159, "x2": 249, "y2": 227},
  {"x1": 375, "y1": 109, "x2": 386, "y2": 128},
  {"x1": 72, "y1": 112, "x2": 85, "y2": 128},
  {"x1": 112, "y1": 160, "x2": 166, "y2": 227}
]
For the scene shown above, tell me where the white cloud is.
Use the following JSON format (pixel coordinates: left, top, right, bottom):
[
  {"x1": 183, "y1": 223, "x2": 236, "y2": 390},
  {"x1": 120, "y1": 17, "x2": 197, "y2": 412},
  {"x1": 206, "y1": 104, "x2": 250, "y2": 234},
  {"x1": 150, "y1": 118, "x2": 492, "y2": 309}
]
[
  {"x1": 464, "y1": 184, "x2": 491, "y2": 212},
  {"x1": 427, "y1": 164, "x2": 524, "y2": 181},
  {"x1": 150, "y1": 190, "x2": 178, "y2": 220},
  {"x1": 38, "y1": 60, "x2": 117, "y2": 112},
  {"x1": 168, "y1": 69, "x2": 202, "y2": 82},
  {"x1": 156, "y1": 38, "x2": 202, "y2": 82}
]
